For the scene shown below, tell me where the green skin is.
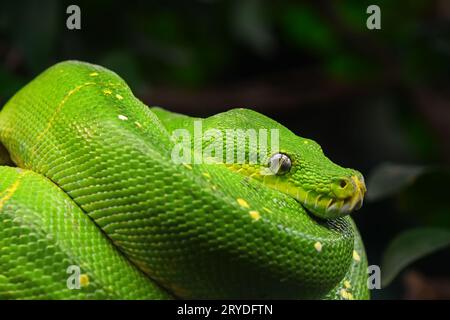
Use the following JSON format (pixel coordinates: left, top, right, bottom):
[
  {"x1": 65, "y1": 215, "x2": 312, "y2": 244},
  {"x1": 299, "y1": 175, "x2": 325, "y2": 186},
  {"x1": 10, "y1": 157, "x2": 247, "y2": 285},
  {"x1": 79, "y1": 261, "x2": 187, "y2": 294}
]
[{"x1": 0, "y1": 61, "x2": 369, "y2": 299}]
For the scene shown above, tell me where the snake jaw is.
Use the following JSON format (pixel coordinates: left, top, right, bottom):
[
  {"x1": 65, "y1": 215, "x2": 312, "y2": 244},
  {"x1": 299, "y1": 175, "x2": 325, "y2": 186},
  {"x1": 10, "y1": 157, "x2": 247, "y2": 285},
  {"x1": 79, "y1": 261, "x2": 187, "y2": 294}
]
[{"x1": 325, "y1": 199, "x2": 340, "y2": 213}]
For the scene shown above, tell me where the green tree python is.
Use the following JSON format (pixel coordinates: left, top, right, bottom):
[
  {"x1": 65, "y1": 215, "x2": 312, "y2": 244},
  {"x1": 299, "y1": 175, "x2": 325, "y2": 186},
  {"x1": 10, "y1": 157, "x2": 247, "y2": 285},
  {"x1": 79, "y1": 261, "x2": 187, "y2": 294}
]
[{"x1": 0, "y1": 61, "x2": 369, "y2": 299}]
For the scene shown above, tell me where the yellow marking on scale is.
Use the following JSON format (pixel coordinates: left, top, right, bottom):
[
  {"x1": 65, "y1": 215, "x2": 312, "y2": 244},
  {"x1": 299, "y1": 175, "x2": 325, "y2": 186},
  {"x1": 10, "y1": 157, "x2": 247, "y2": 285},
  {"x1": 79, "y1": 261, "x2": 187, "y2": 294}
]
[
  {"x1": 249, "y1": 210, "x2": 261, "y2": 221},
  {"x1": 347, "y1": 292, "x2": 354, "y2": 300},
  {"x1": 116, "y1": 94, "x2": 124, "y2": 100},
  {"x1": 182, "y1": 163, "x2": 192, "y2": 170},
  {"x1": 353, "y1": 250, "x2": 361, "y2": 262},
  {"x1": 103, "y1": 89, "x2": 112, "y2": 95},
  {"x1": 79, "y1": 274, "x2": 89, "y2": 287},
  {"x1": 314, "y1": 241, "x2": 322, "y2": 252},
  {"x1": 262, "y1": 207, "x2": 272, "y2": 213},
  {"x1": 340, "y1": 288, "x2": 349, "y2": 300},
  {"x1": 303, "y1": 140, "x2": 309, "y2": 144},
  {"x1": 135, "y1": 121, "x2": 142, "y2": 128},
  {"x1": 237, "y1": 198, "x2": 249, "y2": 209},
  {"x1": 31, "y1": 82, "x2": 96, "y2": 157},
  {"x1": 118, "y1": 115, "x2": 128, "y2": 121},
  {"x1": 0, "y1": 177, "x2": 24, "y2": 210},
  {"x1": 344, "y1": 280, "x2": 351, "y2": 289},
  {"x1": 202, "y1": 172, "x2": 211, "y2": 179},
  {"x1": 89, "y1": 72, "x2": 99, "y2": 77}
]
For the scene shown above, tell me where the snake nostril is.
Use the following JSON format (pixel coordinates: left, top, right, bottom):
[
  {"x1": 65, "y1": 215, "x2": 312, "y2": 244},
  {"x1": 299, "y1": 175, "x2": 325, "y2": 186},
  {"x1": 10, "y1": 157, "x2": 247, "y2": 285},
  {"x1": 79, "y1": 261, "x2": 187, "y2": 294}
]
[{"x1": 339, "y1": 179, "x2": 347, "y2": 188}]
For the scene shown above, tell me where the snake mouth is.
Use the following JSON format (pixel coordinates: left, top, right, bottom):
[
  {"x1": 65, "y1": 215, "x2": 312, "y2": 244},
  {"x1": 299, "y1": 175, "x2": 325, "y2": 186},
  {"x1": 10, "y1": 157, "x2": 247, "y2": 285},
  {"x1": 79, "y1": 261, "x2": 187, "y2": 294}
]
[{"x1": 295, "y1": 175, "x2": 366, "y2": 219}]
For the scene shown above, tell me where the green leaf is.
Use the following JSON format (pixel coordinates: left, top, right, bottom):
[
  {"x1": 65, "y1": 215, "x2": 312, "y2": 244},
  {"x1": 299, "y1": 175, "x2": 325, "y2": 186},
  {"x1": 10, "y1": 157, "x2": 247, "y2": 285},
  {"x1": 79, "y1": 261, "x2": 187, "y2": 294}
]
[
  {"x1": 381, "y1": 228, "x2": 450, "y2": 287},
  {"x1": 366, "y1": 163, "x2": 427, "y2": 201}
]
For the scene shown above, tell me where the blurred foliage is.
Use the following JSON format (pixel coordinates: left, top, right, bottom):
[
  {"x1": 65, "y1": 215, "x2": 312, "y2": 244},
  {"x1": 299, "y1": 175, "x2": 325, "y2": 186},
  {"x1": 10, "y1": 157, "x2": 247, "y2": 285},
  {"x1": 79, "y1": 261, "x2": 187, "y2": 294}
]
[
  {"x1": 381, "y1": 228, "x2": 450, "y2": 287},
  {"x1": 367, "y1": 163, "x2": 428, "y2": 202},
  {"x1": 368, "y1": 164, "x2": 450, "y2": 289},
  {"x1": 0, "y1": 0, "x2": 449, "y2": 299},
  {"x1": 1, "y1": 0, "x2": 448, "y2": 93}
]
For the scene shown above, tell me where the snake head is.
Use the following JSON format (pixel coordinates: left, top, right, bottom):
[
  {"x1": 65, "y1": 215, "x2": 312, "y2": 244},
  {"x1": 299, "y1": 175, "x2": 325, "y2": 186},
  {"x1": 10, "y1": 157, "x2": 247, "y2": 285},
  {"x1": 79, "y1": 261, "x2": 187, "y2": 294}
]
[
  {"x1": 258, "y1": 139, "x2": 367, "y2": 219},
  {"x1": 213, "y1": 109, "x2": 367, "y2": 220}
]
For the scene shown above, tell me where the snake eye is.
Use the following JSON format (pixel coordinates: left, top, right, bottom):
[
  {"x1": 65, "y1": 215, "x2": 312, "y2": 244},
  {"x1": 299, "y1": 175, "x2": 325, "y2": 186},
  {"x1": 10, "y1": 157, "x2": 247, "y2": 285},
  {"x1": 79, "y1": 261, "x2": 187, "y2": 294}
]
[{"x1": 268, "y1": 153, "x2": 291, "y2": 175}]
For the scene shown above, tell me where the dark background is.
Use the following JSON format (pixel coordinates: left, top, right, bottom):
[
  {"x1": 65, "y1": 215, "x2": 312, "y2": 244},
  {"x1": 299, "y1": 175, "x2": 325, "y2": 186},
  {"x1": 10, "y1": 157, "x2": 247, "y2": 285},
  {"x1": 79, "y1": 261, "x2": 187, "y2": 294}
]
[{"x1": 1, "y1": 0, "x2": 449, "y2": 299}]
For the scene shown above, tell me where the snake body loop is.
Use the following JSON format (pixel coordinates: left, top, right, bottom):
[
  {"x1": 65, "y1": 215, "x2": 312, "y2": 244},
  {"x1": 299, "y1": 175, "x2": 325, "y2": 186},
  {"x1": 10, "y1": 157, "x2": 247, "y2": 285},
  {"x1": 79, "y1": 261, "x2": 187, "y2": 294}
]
[{"x1": 0, "y1": 61, "x2": 369, "y2": 299}]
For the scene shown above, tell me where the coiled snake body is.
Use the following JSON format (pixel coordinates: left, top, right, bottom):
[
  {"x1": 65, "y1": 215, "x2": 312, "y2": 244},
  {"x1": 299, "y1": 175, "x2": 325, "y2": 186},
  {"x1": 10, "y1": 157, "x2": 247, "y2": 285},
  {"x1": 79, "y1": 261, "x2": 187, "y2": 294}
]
[{"x1": 0, "y1": 61, "x2": 369, "y2": 299}]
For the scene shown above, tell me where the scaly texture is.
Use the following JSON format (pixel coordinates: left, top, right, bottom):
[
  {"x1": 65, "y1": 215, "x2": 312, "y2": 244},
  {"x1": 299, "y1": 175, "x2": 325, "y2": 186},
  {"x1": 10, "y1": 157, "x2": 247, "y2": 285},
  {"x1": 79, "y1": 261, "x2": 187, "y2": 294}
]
[{"x1": 0, "y1": 61, "x2": 369, "y2": 299}]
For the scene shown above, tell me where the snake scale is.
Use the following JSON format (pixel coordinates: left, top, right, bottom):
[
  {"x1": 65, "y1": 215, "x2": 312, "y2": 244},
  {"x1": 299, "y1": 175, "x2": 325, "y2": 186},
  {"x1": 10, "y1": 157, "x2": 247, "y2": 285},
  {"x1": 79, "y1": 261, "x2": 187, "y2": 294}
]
[{"x1": 0, "y1": 61, "x2": 369, "y2": 299}]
